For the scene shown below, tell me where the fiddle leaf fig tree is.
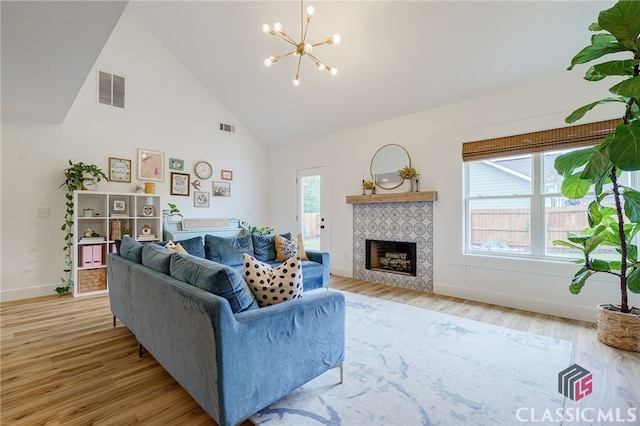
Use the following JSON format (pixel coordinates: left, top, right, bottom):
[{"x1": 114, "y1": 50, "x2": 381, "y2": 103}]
[
  {"x1": 57, "y1": 160, "x2": 108, "y2": 295},
  {"x1": 553, "y1": 0, "x2": 640, "y2": 314}
]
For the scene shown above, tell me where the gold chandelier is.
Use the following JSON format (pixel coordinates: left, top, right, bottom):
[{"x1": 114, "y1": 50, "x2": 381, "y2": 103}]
[{"x1": 262, "y1": 0, "x2": 340, "y2": 86}]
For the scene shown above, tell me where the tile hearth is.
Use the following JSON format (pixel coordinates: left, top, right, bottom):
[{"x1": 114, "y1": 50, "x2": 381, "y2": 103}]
[{"x1": 352, "y1": 201, "x2": 433, "y2": 292}]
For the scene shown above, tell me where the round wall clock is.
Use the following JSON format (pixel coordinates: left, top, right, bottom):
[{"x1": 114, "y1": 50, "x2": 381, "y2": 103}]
[
  {"x1": 194, "y1": 161, "x2": 213, "y2": 179},
  {"x1": 82, "y1": 178, "x2": 97, "y2": 191}
]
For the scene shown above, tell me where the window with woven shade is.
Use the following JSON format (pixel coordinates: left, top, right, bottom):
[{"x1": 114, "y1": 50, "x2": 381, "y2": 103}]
[{"x1": 462, "y1": 119, "x2": 637, "y2": 259}]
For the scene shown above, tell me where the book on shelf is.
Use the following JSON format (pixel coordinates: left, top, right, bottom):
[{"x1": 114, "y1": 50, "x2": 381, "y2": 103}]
[
  {"x1": 137, "y1": 234, "x2": 157, "y2": 241},
  {"x1": 79, "y1": 237, "x2": 106, "y2": 243},
  {"x1": 110, "y1": 213, "x2": 129, "y2": 218}
]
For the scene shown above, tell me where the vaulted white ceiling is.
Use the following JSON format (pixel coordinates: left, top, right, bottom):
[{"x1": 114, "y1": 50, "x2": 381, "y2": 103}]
[{"x1": 2, "y1": 1, "x2": 611, "y2": 146}]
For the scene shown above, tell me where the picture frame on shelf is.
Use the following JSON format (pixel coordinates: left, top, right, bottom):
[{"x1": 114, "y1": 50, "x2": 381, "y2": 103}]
[
  {"x1": 141, "y1": 205, "x2": 154, "y2": 217},
  {"x1": 194, "y1": 191, "x2": 210, "y2": 207},
  {"x1": 113, "y1": 200, "x2": 126, "y2": 211},
  {"x1": 169, "y1": 158, "x2": 184, "y2": 171},
  {"x1": 221, "y1": 169, "x2": 233, "y2": 180},
  {"x1": 137, "y1": 148, "x2": 165, "y2": 181},
  {"x1": 171, "y1": 172, "x2": 190, "y2": 196},
  {"x1": 213, "y1": 181, "x2": 231, "y2": 197},
  {"x1": 109, "y1": 157, "x2": 131, "y2": 183}
]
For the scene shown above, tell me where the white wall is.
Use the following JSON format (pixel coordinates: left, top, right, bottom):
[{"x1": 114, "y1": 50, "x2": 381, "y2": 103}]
[
  {"x1": 268, "y1": 71, "x2": 640, "y2": 323},
  {"x1": 1, "y1": 9, "x2": 269, "y2": 301}
]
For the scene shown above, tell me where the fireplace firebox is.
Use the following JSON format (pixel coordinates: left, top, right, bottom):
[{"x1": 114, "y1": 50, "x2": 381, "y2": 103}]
[{"x1": 365, "y1": 239, "x2": 417, "y2": 277}]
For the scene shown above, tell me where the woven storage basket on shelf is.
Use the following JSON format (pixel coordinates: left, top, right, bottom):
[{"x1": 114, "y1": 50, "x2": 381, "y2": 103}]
[
  {"x1": 597, "y1": 304, "x2": 640, "y2": 352},
  {"x1": 78, "y1": 268, "x2": 107, "y2": 293}
]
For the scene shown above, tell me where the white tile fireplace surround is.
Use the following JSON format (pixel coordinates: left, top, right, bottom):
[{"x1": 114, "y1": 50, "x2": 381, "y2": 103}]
[{"x1": 352, "y1": 200, "x2": 434, "y2": 292}]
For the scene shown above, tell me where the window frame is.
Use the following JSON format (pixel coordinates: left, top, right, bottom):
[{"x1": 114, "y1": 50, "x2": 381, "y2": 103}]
[{"x1": 464, "y1": 150, "x2": 639, "y2": 260}]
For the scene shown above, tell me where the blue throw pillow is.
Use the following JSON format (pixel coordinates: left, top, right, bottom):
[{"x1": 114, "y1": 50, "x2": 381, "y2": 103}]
[
  {"x1": 251, "y1": 233, "x2": 291, "y2": 262},
  {"x1": 176, "y1": 236, "x2": 205, "y2": 258},
  {"x1": 205, "y1": 234, "x2": 254, "y2": 266},
  {"x1": 141, "y1": 243, "x2": 174, "y2": 275},
  {"x1": 119, "y1": 236, "x2": 143, "y2": 264},
  {"x1": 170, "y1": 253, "x2": 258, "y2": 313}
]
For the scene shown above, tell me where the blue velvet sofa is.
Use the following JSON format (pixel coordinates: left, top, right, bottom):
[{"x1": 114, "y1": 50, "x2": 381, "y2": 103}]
[{"x1": 107, "y1": 237, "x2": 345, "y2": 426}]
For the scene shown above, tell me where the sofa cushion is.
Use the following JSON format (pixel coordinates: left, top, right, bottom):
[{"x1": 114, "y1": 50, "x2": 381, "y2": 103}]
[
  {"x1": 176, "y1": 236, "x2": 205, "y2": 258},
  {"x1": 243, "y1": 253, "x2": 303, "y2": 308},
  {"x1": 252, "y1": 233, "x2": 291, "y2": 262},
  {"x1": 170, "y1": 253, "x2": 258, "y2": 313},
  {"x1": 275, "y1": 233, "x2": 309, "y2": 261},
  {"x1": 142, "y1": 243, "x2": 175, "y2": 275},
  {"x1": 120, "y1": 236, "x2": 144, "y2": 264},
  {"x1": 205, "y1": 234, "x2": 253, "y2": 266}
]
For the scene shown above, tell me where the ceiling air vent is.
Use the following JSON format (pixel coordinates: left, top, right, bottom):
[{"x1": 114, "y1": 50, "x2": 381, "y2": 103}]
[
  {"x1": 219, "y1": 123, "x2": 235, "y2": 133},
  {"x1": 98, "y1": 71, "x2": 125, "y2": 109}
]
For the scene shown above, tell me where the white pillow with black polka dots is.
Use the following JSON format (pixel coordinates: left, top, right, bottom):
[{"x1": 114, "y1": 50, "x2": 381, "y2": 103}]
[{"x1": 243, "y1": 253, "x2": 303, "y2": 308}]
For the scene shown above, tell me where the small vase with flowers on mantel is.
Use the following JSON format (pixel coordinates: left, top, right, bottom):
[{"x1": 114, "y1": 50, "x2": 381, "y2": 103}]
[{"x1": 398, "y1": 165, "x2": 420, "y2": 192}]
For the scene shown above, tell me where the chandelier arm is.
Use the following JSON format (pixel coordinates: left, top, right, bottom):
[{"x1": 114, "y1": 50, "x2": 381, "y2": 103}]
[
  {"x1": 310, "y1": 40, "x2": 330, "y2": 48},
  {"x1": 302, "y1": 15, "x2": 311, "y2": 44},
  {"x1": 273, "y1": 30, "x2": 298, "y2": 47},
  {"x1": 295, "y1": 54, "x2": 303, "y2": 80}
]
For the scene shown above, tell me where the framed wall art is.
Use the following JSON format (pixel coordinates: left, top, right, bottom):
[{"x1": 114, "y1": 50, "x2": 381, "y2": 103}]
[
  {"x1": 221, "y1": 169, "x2": 233, "y2": 180},
  {"x1": 113, "y1": 200, "x2": 126, "y2": 211},
  {"x1": 213, "y1": 181, "x2": 231, "y2": 197},
  {"x1": 171, "y1": 172, "x2": 190, "y2": 196},
  {"x1": 169, "y1": 158, "x2": 184, "y2": 171},
  {"x1": 109, "y1": 157, "x2": 131, "y2": 183},
  {"x1": 137, "y1": 149, "x2": 165, "y2": 181},
  {"x1": 194, "y1": 191, "x2": 210, "y2": 207}
]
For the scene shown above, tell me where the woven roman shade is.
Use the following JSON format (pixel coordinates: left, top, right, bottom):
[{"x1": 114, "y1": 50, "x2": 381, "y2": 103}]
[{"x1": 461, "y1": 118, "x2": 622, "y2": 162}]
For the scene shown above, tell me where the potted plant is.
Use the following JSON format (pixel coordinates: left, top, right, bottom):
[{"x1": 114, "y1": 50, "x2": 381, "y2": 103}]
[
  {"x1": 240, "y1": 221, "x2": 274, "y2": 235},
  {"x1": 398, "y1": 165, "x2": 419, "y2": 192},
  {"x1": 552, "y1": 0, "x2": 640, "y2": 351},
  {"x1": 162, "y1": 203, "x2": 183, "y2": 222},
  {"x1": 58, "y1": 160, "x2": 108, "y2": 295},
  {"x1": 362, "y1": 180, "x2": 375, "y2": 195}
]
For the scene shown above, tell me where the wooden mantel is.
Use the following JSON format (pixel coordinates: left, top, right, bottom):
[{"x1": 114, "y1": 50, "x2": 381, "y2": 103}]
[{"x1": 346, "y1": 191, "x2": 437, "y2": 204}]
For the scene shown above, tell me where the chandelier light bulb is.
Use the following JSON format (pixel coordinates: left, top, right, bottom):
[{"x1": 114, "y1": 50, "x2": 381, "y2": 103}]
[
  {"x1": 316, "y1": 62, "x2": 325, "y2": 71},
  {"x1": 304, "y1": 44, "x2": 313, "y2": 53},
  {"x1": 332, "y1": 34, "x2": 341, "y2": 44},
  {"x1": 264, "y1": 58, "x2": 273, "y2": 68},
  {"x1": 306, "y1": 5, "x2": 315, "y2": 16},
  {"x1": 273, "y1": 22, "x2": 282, "y2": 33},
  {"x1": 330, "y1": 68, "x2": 338, "y2": 76},
  {"x1": 262, "y1": 24, "x2": 270, "y2": 33},
  {"x1": 293, "y1": 77, "x2": 300, "y2": 86}
]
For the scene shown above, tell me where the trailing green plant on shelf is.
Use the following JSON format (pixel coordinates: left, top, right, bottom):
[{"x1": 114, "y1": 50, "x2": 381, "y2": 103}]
[
  {"x1": 551, "y1": 0, "x2": 640, "y2": 330},
  {"x1": 58, "y1": 160, "x2": 108, "y2": 295},
  {"x1": 362, "y1": 180, "x2": 375, "y2": 190}
]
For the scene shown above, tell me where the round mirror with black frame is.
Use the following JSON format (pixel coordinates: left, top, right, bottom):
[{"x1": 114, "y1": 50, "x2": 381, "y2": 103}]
[{"x1": 370, "y1": 144, "x2": 411, "y2": 190}]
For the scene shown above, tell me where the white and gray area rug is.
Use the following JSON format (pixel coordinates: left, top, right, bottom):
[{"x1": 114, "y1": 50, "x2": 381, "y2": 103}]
[{"x1": 251, "y1": 291, "x2": 573, "y2": 425}]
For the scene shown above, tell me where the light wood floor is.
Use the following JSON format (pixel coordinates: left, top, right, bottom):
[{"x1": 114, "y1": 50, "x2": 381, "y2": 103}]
[{"x1": 2, "y1": 275, "x2": 639, "y2": 425}]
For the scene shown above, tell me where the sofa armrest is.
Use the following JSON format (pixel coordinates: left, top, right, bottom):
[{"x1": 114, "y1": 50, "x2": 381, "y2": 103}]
[
  {"x1": 305, "y1": 249, "x2": 330, "y2": 287},
  {"x1": 216, "y1": 289, "x2": 345, "y2": 425}
]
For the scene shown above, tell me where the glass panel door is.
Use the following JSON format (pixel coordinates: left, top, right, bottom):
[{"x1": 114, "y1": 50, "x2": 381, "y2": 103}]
[{"x1": 297, "y1": 166, "x2": 330, "y2": 252}]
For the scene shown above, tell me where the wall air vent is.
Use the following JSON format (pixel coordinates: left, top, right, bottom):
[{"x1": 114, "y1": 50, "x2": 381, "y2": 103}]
[
  {"x1": 98, "y1": 70, "x2": 125, "y2": 109},
  {"x1": 219, "y1": 123, "x2": 235, "y2": 133}
]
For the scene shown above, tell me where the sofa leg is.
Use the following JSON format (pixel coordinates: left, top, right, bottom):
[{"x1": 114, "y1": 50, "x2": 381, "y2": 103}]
[
  {"x1": 338, "y1": 363, "x2": 344, "y2": 384},
  {"x1": 113, "y1": 315, "x2": 116, "y2": 328},
  {"x1": 138, "y1": 343, "x2": 145, "y2": 357}
]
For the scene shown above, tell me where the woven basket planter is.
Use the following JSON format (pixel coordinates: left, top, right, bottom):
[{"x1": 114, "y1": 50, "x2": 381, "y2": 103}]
[{"x1": 597, "y1": 304, "x2": 640, "y2": 352}]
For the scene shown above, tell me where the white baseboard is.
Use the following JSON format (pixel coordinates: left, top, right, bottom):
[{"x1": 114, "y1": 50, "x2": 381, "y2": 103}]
[
  {"x1": 435, "y1": 281, "x2": 597, "y2": 323},
  {"x1": 1, "y1": 284, "x2": 59, "y2": 302},
  {"x1": 331, "y1": 267, "x2": 352, "y2": 278}
]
